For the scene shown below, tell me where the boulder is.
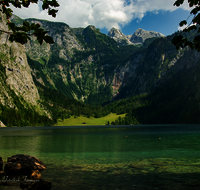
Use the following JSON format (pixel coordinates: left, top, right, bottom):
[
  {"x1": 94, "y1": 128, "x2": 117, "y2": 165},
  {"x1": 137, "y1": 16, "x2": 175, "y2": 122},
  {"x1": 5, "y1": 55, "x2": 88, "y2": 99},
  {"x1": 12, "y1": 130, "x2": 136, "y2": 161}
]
[
  {"x1": 0, "y1": 155, "x2": 51, "y2": 190},
  {"x1": 4, "y1": 154, "x2": 46, "y2": 178}
]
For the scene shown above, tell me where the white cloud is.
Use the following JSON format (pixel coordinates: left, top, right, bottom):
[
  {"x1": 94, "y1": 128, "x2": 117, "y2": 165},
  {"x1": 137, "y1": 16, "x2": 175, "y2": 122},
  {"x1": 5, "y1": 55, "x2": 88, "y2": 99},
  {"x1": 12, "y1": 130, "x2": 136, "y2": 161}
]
[{"x1": 10, "y1": 0, "x2": 192, "y2": 31}]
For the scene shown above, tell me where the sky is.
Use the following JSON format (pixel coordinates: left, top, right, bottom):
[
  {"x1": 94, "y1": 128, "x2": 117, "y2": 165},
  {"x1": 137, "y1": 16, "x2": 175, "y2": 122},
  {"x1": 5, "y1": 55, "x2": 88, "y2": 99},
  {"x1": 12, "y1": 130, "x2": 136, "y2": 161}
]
[{"x1": 10, "y1": 0, "x2": 193, "y2": 36}]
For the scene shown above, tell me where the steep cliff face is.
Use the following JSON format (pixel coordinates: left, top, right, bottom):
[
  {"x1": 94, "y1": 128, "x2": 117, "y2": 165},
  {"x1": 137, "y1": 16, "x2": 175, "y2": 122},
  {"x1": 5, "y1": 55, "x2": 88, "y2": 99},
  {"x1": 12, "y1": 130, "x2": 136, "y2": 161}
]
[
  {"x1": 10, "y1": 16, "x2": 119, "y2": 105},
  {"x1": 112, "y1": 36, "x2": 189, "y2": 99},
  {"x1": 24, "y1": 19, "x2": 84, "y2": 61},
  {"x1": 0, "y1": 11, "x2": 48, "y2": 116}
]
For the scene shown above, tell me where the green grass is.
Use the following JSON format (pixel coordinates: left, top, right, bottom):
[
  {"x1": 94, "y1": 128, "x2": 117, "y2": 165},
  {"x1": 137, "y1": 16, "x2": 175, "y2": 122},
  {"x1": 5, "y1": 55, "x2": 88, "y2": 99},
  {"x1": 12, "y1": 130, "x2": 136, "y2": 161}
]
[{"x1": 54, "y1": 113, "x2": 126, "y2": 126}]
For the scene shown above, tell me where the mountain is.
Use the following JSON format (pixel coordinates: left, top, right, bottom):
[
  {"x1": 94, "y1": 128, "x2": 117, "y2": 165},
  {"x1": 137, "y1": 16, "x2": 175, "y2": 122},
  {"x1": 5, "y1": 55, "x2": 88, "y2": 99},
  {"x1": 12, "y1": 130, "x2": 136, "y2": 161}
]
[
  {"x1": 10, "y1": 15, "x2": 199, "y2": 103},
  {"x1": 10, "y1": 15, "x2": 143, "y2": 105},
  {"x1": 129, "y1": 28, "x2": 165, "y2": 44},
  {"x1": 0, "y1": 11, "x2": 200, "y2": 126},
  {"x1": 0, "y1": 13, "x2": 106, "y2": 127},
  {"x1": 107, "y1": 27, "x2": 133, "y2": 45},
  {"x1": 105, "y1": 45, "x2": 200, "y2": 124},
  {"x1": 0, "y1": 11, "x2": 48, "y2": 115},
  {"x1": 0, "y1": 11, "x2": 53, "y2": 126},
  {"x1": 107, "y1": 27, "x2": 165, "y2": 45}
]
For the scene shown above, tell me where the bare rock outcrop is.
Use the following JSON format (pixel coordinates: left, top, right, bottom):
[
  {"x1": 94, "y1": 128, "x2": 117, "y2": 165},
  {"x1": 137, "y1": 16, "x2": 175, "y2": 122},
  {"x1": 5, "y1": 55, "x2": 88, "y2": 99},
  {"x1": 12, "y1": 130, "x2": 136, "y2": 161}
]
[
  {"x1": 0, "y1": 7, "x2": 40, "y2": 108},
  {"x1": 129, "y1": 28, "x2": 165, "y2": 44},
  {"x1": 0, "y1": 121, "x2": 6, "y2": 127},
  {"x1": 107, "y1": 27, "x2": 165, "y2": 45},
  {"x1": 107, "y1": 27, "x2": 133, "y2": 45}
]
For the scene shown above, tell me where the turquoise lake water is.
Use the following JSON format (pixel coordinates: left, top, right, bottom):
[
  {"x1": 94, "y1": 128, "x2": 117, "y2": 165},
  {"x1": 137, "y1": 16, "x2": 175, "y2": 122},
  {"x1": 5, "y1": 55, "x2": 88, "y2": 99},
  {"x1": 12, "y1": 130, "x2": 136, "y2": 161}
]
[{"x1": 0, "y1": 124, "x2": 200, "y2": 189}]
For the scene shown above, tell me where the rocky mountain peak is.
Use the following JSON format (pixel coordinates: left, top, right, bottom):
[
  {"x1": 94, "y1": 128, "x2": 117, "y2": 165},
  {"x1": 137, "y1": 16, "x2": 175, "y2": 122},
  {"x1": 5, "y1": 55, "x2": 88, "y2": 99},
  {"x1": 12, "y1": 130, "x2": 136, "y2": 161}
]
[
  {"x1": 87, "y1": 25, "x2": 97, "y2": 31},
  {"x1": 130, "y1": 28, "x2": 165, "y2": 44},
  {"x1": 134, "y1": 28, "x2": 147, "y2": 35},
  {"x1": 107, "y1": 27, "x2": 133, "y2": 45},
  {"x1": 107, "y1": 27, "x2": 124, "y2": 37},
  {"x1": 107, "y1": 27, "x2": 165, "y2": 45}
]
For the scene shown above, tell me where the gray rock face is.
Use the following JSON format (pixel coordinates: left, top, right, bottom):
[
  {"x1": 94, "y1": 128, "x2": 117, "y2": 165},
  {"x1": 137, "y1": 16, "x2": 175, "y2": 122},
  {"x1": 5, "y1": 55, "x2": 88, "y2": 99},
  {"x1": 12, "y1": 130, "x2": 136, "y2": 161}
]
[
  {"x1": 129, "y1": 28, "x2": 165, "y2": 44},
  {"x1": 0, "y1": 10, "x2": 40, "y2": 108},
  {"x1": 107, "y1": 27, "x2": 133, "y2": 45},
  {"x1": 107, "y1": 27, "x2": 165, "y2": 45},
  {"x1": 0, "y1": 11, "x2": 52, "y2": 118},
  {"x1": 22, "y1": 18, "x2": 84, "y2": 62}
]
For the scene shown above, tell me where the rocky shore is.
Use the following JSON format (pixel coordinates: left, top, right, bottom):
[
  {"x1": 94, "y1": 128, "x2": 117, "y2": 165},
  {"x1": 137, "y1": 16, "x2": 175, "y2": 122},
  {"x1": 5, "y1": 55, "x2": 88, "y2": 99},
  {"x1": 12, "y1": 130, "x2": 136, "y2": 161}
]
[{"x1": 0, "y1": 154, "x2": 51, "y2": 190}]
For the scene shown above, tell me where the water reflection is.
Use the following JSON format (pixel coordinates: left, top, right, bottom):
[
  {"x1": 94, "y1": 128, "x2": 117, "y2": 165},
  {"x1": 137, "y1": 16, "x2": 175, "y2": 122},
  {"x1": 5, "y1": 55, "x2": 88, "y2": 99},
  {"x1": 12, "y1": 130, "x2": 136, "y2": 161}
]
[{"x1": 1, "y1": 125, "x2": 200, "y2": 189}]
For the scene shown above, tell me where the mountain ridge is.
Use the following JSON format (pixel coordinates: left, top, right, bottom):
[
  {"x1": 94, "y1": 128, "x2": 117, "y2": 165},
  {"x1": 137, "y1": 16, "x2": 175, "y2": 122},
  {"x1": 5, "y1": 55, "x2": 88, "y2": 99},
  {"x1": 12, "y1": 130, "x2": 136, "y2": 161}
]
[
  {"x1": 107, "y1": 27, "x2": 165, "y2": 45},
  {"x1": 0, "y1": 13, "x2": 199, "y2": 126}
]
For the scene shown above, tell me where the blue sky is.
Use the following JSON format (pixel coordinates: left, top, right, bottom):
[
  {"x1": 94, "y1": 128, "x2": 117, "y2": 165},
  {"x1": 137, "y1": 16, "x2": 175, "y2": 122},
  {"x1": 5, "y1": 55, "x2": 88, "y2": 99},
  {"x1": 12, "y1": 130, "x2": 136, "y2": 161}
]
[
  {"x1": 100, "y1": 9, "x2": 191, "y2": 36},
  {"x1": 11, "y1": 0, "x2": 192, "y2": 37}
]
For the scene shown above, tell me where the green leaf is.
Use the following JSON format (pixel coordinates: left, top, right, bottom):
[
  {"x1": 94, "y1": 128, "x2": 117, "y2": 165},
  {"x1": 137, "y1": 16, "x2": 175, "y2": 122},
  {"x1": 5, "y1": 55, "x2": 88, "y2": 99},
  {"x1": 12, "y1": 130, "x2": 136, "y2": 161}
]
[
  {"x1": 184, "y1": 41, "x2": 194, "y2": 49},
  {"x1": 189, "y1": 0, "x2": 194, "y2": 7},
  {"x1": 192, "y1": 13, "x2": 200, "y2": 24},
  {"x1": 9, "y1": 34, "x2": 15, "y2": 43},
  {"x1": 34, "y1": 23, "x2": 41, "y2": 30},
  {"x1": 22, "y1": 0, "x2": 30, "y2": 8},
  {"x1": 48, "y1": 9, "x2": 58, "y2": 17},
  {"x1": 23, "y1": 21, "x2": 30, "y2": 28},
  {"x1": 30, "y1": 23, "x2": 36, "y2": 30},
  {"x1": 179, "y1": 20, "x2": 187, "y2": 27},
  {"x1": 171, "y1": 35, "x2": 184, "y2": 49},
  {"x1": 7, "y1": 23, "x2": 16, "y2": 32},
  {"x1": 42, "y1": 1, "x2": 49, "y2": 10},
  {"x1": 173, "y1": 0, "x2": 184, "y2": 6},
  {"x1": 190, "y1": 7, "x2": 200, "y2": 15},
  {"x1": 183, "y1": 25, "x2": 197, "y2": 32},
  {"x1": 37, "y1": 37, "x2": 43, "y2": 45},
  {"x1": 3, "y1": 7, "x2": 13, "y2": 18},
  {"x1": 11, "y1": 1, "x2": 21, "y2": 8},
  {"x1": 43, "y1": 35, "x2": 54, "y2": 44},
  {"x1": 52, "y1": 0, "x2": 60, "y2": 7}
]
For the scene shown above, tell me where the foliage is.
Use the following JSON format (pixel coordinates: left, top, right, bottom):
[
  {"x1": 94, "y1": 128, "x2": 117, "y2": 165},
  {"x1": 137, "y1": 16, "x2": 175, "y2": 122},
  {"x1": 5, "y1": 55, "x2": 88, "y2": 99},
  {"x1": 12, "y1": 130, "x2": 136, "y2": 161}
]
[
  {"x1": 172, "y1": 0, "x2": 200, "y2": 51},
  {"x1": 0, "y1": 0, "x2": 59, "y2": 44}
]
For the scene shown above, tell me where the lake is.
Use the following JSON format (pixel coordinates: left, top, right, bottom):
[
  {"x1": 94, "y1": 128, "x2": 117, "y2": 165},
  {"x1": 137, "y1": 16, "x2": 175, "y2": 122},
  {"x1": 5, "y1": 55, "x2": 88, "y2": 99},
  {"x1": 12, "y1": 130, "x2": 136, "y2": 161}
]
[{"x1": 0, "y1": 124, "x2": 200, "y2": 189}]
